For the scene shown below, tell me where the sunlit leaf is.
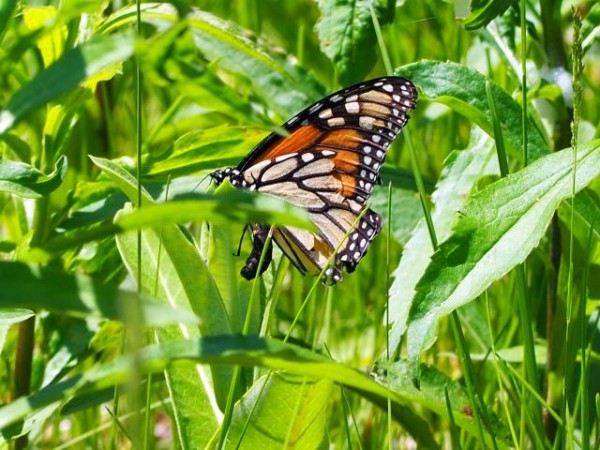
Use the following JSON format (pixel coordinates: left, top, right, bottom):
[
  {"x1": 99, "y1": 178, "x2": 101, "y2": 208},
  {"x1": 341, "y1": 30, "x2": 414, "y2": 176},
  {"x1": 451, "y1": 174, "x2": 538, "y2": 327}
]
[{"x1": 407, "y1": 141, "x2": 600, "y2": 356}]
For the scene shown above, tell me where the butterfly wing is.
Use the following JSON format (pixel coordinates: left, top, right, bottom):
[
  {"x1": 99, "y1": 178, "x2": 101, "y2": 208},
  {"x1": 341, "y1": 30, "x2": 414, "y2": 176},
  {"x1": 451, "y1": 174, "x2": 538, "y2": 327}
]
[{"x1": 220, "y1": 77, "x2": 417, "y2": 283}]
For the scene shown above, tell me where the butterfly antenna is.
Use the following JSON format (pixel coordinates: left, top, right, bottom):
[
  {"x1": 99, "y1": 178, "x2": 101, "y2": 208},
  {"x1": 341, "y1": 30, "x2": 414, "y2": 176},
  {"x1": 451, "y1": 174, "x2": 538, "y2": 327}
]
[{"x1": 193, "y1": 173, "x2": 212, "y2": 193}]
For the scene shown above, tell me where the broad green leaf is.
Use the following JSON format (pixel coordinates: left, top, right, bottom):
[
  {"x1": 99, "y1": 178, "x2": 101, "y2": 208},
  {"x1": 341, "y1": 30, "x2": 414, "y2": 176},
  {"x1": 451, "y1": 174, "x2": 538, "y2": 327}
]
[
  {"x1": 100, "y1": 4, "x2": 324, "y2": 120},
  {"x1": 115, "y1": 205, "x2": 236, "y2": 415},
  {"x1": 407, "y1": 141, "x2": 600, "y2": 356},
  {"x1": 158, "y1": 329, "x2": 221, "y2": 449},
  {"x1": 114, "y1": 197, "x2": 315, "y2": 232},
  {"x1": 0, "y1": 261, "x2": 198, "y2": 326},
  {"x1": 395, "y1": 60, "x2": 550, "y2": 163},
  {"x1": 0, "y1": 155, "x2": 67, "y2": 198},
  {"x1": 387, "y1": 129, "x2": 499, "y2": 354},
  {"x1": 462, "y1": 0, "x2": 513, "y2": 30},
  {"x1": 316, "y1": 0, "x2": 395, "y2": 85},
  {"x1": 223, "y1": 373, "x2": 332, "y2": 450},
  {"x1": 146, "y1": 126, "x2": 266, "y2": 177},
  {"x1": 0, "y1": 31, "x2": 134, "y2": 134},
  {"x1": 0, "y1": 336, "x2": 440, "y2": 447}
]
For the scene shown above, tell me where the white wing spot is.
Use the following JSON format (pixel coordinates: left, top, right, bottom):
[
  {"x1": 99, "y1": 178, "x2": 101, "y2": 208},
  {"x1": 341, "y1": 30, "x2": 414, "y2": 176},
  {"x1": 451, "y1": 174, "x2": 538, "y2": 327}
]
[
  {"x1": 364, "y1": 146, "x2": 372, "y2": 154},
  {"x1": 331, "y1": 94, "x2": 343, "y2": 102},
  {"x1": 374, "y1": 81, "x2": 383, "y2": 87},
  {"x1": 376, "y1": 149, "x2": 384, "y2": 158},
  {"x1": 318, "y1": 108, "x2": 333, "y2": 119},
  {"x1": 372, "y1": 135, "x2": 381, "y2": 143},
  {"x1": 360, "y1": 238, "x2": 367, "y2": 248},
  {"x1": 364, "y1": 156, "x2": 372, "y2": 165},
  {"x1": 393, "y1": 94, "x2": 401, "y2": 102},
  {"x1": 321, "y1": 150, "x2": 336, "y2": 157},
  {"x1": 382, "y1": 84, "x2": 394, "y2": 92},
  {"x1": 301, "y1": 153, "x2": 315, "y2": 162},
  {"x1": 353, "y1": 251, "x2": 361, "y2": 260},
  {"x1": 327, "y1": 117, "x2": 345, "y2": 127},
  {"x1": 359, "y1": 116, "x2": 375, "y2": 130},
  {"x1": 275, "y1": 153, "x2": 297, "y2": 162},
  {"x1": 347, "y1": 94, "x2": 358, "y2": 102},
  {"x1": 345, "y1": 101, "x2": 360, "y2": 114}
]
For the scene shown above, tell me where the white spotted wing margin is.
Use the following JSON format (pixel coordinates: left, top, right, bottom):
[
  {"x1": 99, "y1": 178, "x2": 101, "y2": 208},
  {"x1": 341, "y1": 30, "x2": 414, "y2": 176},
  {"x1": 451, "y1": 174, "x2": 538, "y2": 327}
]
[{"x1": 211, "y1": 76, "x2": 417, "y2": 284}]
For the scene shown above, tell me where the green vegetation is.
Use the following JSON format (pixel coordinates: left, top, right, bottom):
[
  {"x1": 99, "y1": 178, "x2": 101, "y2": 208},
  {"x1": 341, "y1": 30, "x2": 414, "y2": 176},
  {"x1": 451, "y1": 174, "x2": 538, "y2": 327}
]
[{"x1": 0, "y1": 0, "x2": 599, "y2": 448}]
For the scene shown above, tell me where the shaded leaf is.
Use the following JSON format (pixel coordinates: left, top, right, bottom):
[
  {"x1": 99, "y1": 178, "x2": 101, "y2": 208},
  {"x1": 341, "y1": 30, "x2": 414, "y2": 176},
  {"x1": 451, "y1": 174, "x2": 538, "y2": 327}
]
[
  {"x1": 224, "y1": 373, "x2": 332, "y2": 450},
  {"x1": 0, "y1": 155, "x2": 67, "y2": 198},
  {"x1": 316, "y1": 0, "x2": 395, "y2": 85},
  {"x1": 462, "y1": 0, "x2": 513, "y2": 30},
  {"x1": 0, "y1": 261, "x2": 198, "y2": 326}
]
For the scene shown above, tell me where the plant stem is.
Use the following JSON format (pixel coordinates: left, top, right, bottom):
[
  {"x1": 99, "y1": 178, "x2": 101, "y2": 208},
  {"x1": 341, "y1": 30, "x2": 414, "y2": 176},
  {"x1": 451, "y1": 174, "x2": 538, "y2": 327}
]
[{"x1": 14, "y1": 316, "x2": 35, "y2": 450}]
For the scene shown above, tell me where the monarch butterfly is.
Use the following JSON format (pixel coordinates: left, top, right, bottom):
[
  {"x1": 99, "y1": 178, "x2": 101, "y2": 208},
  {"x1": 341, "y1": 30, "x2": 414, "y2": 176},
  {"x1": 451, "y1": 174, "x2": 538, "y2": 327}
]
[{"x1": 211, "y1": 76, "x2": 417, "y2": 284}]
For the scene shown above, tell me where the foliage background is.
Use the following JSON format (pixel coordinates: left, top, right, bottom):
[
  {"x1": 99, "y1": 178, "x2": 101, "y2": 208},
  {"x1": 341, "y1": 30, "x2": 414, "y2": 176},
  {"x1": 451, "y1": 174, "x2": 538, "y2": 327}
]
[{"x1": 0, "y1": 0, "x2": 599, "y2": 448}]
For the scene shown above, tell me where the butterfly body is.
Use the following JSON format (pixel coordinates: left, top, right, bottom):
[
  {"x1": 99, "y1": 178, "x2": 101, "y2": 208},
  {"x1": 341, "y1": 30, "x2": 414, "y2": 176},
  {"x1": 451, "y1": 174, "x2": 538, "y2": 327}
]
[{"x1": 211, "y1": 77, "x2": 417, "y2": 284}]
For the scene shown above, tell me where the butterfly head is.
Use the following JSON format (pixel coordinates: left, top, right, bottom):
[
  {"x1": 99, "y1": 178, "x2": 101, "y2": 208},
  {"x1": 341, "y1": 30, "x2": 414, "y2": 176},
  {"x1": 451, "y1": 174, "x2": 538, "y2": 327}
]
[{"x1": 210, "y1": 168, "x2": 242, "y2": 186}]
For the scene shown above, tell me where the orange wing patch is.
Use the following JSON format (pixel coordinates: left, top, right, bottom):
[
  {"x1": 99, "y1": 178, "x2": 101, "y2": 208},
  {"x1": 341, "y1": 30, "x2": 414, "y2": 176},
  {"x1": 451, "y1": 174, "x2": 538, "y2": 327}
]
[
  {"x1": 336, "y1": 173, "x2": 357, "y2": 197},
  {"x1": 260, "y1": 125, "x2": 322, "y2": 161},
  {"x1": 331, "y1": 150, "x2": 360, "y2": 173},
  {"x1": 319, "y1": 129, "x2": 363, "y2": 149}
]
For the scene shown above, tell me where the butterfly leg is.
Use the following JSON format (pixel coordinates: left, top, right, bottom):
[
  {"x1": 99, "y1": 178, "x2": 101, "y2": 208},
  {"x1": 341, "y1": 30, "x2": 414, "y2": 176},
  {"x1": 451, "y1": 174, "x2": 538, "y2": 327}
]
[{"x1": 241, "y1": 224, "x2": 273, "y2": 280}]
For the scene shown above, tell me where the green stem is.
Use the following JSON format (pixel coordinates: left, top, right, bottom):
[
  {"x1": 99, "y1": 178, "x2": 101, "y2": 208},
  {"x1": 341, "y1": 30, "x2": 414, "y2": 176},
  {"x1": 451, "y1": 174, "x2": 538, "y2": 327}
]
[{"x1": 14, "y1": 316, "x2": 35, "y2": 450}]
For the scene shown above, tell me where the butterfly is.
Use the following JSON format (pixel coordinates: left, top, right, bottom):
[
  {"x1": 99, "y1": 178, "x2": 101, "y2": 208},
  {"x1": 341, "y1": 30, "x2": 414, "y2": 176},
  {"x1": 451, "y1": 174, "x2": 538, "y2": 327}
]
[{"x1": 211, "y1": 76, "x2": 417, "y2": 284}]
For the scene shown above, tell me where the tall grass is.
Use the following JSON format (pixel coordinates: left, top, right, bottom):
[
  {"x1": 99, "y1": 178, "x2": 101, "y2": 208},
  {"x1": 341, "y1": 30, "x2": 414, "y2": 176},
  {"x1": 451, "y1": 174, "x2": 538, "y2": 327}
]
[{"x1": 0, "y1": 0, "x2": 599, "y2": 448}]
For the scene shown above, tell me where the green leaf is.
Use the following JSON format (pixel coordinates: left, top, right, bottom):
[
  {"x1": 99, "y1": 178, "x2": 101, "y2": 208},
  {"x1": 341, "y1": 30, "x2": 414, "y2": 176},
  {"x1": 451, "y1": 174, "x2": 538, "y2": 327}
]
[
  {"x1": 145, "y1": 126, "x2": 266, "y2": 177},
  {"x1": 462, "y1": 0, "x2": 513, "y2": 30},
  {"x1": 407, "y1": 140, "x2": 600, "y2": 356},
  {"x1": 113, "y1": 196, "x2": 316, "y2": 232},
  {"x1": 115, "y1": 204, "x2": 236, "y2": 414},
  {"x1": 158, "y1": 330, "x2": 221, "y2": 449},
  {"x1": 0, "y1": 0, "x2": 17, "y2": 41},
  {"x1": 558, "y1": 189, "x2": 600, "y2": 248},
  {"x1": 316, "y1": 0, "x2": 395, "y2": 85},
  {"x1": 100, "y1": 4, "x2": 324, "y2": 120},
  {"x1": 223, "y1": 373, "x2": 332, "y2": 450},
  {"x1": 0, "y1": 31, "x2": 134, "y2": 134},
  {"x1": 395, "y1": 60, "x2": 550, "y2": 163},
  {"x1": 0, "y1": 336, "x2": 440, "y2": 447},
  {"x1": 373, "y1": 359, "x2": 510, "y2": 446},
  {"x1": 0, "y1": 155, "x2": 67, "y2": 198},
  {"x1": 387, "y1": 129, "x2": 499, "y2": 354},
  {"x1": 0, "y1": 261, "x2": 198, "y2": 326}
]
